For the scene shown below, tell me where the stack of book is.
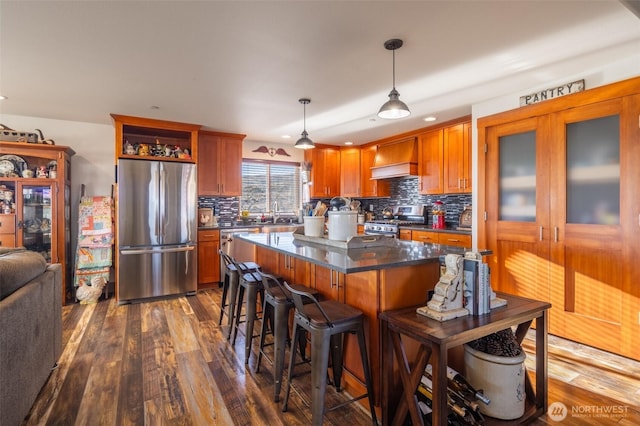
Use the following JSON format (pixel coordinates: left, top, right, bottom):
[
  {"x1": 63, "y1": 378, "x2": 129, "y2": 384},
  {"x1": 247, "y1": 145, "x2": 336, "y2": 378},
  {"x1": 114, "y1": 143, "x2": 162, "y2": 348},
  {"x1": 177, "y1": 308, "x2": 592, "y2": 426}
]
[{"x1": 463, "y1": 252, "x2": 505, "y2": 315}]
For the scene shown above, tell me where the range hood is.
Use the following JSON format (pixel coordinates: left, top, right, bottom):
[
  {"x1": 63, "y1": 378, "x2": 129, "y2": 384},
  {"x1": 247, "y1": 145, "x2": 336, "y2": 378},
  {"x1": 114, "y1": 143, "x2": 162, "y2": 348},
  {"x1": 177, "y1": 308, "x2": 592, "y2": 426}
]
[{"x1": 370, "y1": 137, "x2": 418, "y2": 179}]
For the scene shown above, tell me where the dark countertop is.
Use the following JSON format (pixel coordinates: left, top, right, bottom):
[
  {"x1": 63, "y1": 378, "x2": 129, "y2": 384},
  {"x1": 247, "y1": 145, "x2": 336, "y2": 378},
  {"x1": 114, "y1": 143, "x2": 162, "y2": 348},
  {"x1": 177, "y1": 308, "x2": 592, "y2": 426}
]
[{"x1": 237, "y1": 232, "x2": 470, "y2": 274}]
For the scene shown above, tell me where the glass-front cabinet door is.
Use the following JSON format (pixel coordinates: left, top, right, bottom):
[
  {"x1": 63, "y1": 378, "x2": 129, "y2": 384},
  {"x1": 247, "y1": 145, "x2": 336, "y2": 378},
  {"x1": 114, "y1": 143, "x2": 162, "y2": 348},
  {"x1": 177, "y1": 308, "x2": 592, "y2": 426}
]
[
  {"x1": 18, "y1": 183, "x2": 57, "y2": 263},
  {"x1": 548, "y1": 99, "x2": 624, "y2": 348},
  {"x1": 485, "y1": 116, "x2": 551, "y2": 302}
]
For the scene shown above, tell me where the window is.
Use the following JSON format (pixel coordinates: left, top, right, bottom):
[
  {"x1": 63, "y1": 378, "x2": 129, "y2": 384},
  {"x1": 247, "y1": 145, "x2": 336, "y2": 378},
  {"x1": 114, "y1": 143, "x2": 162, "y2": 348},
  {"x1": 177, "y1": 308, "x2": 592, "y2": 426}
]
[{"x1": 241, "y1": 160, "x2": 301, "y2": 215}]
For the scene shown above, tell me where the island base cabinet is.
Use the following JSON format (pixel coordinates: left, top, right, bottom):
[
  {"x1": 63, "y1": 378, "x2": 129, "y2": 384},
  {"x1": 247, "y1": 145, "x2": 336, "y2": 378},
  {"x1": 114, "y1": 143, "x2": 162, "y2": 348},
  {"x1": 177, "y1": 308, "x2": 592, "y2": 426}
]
[{"x1": 309, "y1": 262, "x2": 440, "y2": 414}]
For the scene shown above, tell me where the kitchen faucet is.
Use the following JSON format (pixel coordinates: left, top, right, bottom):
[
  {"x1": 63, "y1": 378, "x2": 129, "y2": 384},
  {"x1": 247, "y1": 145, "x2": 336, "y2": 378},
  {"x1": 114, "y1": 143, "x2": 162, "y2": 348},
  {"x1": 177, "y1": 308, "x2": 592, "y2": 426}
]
[{"x1": 272, "y1": 201, "x2": 278, "y2": 223}]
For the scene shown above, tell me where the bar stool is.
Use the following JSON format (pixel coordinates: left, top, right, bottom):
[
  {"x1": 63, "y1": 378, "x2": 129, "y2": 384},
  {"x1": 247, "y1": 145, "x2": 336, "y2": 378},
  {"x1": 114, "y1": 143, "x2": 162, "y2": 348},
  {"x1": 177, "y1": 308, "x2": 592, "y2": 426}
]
[
  {"x1": 281, "y1": 282, "x2": 377, "y2": 426},
  {"x1": 255, "y1": 272, "x2": 317, "y2": 402},
  {"x1": 218, "y1": 250, "x2": 260, "y2": 340},
  {"x1": 230, "y1": 258, "x2": 266, "y2": 364}
]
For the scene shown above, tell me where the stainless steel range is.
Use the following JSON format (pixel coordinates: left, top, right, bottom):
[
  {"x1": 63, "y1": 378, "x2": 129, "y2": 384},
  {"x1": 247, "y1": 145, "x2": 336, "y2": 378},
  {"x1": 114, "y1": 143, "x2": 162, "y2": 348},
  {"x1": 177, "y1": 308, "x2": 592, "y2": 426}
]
[{"x1": 363, "y1": 205, "x2": 427, "y2": 237}]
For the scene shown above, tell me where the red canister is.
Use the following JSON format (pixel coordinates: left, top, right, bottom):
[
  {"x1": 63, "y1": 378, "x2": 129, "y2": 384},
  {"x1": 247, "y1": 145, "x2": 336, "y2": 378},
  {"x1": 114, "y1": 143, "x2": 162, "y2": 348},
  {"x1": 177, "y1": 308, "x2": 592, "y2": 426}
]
[{"x1": 432, "y1": 201, "x2": 445, "y2": 229}]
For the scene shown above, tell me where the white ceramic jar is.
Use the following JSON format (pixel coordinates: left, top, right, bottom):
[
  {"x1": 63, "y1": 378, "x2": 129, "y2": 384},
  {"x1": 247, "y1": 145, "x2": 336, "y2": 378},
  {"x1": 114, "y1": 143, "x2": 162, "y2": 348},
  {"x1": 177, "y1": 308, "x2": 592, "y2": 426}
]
[{"x1": 327, "y1": 211, "x2": 357, "y2": 241}]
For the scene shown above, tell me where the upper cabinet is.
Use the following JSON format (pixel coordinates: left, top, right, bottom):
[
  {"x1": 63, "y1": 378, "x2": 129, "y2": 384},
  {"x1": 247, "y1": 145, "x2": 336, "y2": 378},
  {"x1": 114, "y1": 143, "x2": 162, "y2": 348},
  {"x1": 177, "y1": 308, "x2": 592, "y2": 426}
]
[
  {"x1": 444, "y1": 121, "x2": 472, "y2": 193},
  {"x1": 360, "y1": 145, "x2": 389, "y2": 198},
  {"x1": 418, "y1": 128, "x2": 444, "y2": 194},
  {"x1": 418, "y1": 117, "x2": 471, "y2": 195},
  {"x1": 198, "y1": 131, "x2": 246, "y2": 196},
  {"x1": 305, "y1": 146, "x2": 341, "y2": 198},
  {"x1": 340, "y1": 147, "x2": 360, "y2": 197},
  {"x1": 111, "y1": 114, "x2": 201, "y2": 163}
]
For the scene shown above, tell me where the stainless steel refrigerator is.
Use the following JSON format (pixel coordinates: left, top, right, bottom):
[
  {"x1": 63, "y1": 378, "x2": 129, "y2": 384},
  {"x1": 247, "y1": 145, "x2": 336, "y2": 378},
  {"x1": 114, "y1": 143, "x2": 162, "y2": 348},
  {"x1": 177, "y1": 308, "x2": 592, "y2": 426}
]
[{"x1": 117, "y1": 159, "x2": 197, "y2": 302}]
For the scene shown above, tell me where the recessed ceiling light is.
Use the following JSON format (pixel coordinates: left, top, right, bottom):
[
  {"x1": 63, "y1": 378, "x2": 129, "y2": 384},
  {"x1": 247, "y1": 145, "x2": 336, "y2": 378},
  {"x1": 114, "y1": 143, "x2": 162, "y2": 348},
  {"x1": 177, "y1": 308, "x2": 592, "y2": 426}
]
[
  {"x1": 281, "y1": 135, "x2": 291, "y2": 139},
  {"x1": 344, "y1": 141, "x2": 353, "y2": 145},
  {"x1": 423, "y1": 116, "x2": 437, "y2": 122}
]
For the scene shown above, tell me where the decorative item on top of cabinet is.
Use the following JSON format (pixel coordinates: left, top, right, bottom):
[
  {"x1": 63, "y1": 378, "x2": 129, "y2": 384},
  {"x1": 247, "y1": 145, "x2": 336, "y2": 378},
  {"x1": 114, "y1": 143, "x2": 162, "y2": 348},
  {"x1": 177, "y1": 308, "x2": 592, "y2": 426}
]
[
  {"x1": 0, "y1": 141, "x2": 75, "y2": 304},
  {"x1": 111, "y1": 114, "x2": 201, "y2": 163},
  {"x1": 304, "y1": 145, "x2": 341, "y2": 198},
  {"x1": 198, "y1": 130, "x2": 246, "y2": 196}
]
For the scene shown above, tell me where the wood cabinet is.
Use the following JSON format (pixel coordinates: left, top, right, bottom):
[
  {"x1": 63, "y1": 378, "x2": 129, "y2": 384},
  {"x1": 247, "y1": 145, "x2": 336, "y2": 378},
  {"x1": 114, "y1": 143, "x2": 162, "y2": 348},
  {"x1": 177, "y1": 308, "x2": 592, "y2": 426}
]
[
  {"x1": 411, "y1": 229, "x2": 439, "y2": 244},
  {"x1": 360, "y1": 145, "x2": 389, "y2": 197},
  {"x1": 411, "y1": 229, "x2": 471, "y2": 248},
  {"x1": 443, "y1": 121, "x2": 472, "y2": 193},
  {"x1": 305, "y1": 146, "x2": 340, "y2": 198},
  {"x1": 256, "y1": 245, "x2": 309, "y2": 286},
  {"x1": 398, "y1": 228, "x2": 412, "y2": 241},
  {"x1": 418, "y1": 129, "x2": 444, "y2": 194},
  {"x1": 197, "y1": 229, "x2": 220, "y2": 287},
  {"x1": 340, "y1": 147, "x2": 360, "y2": 197},
  {"x1": 198, "y1": 130, "x2": 246, "y2": 196},
  {"x1": 0, "y1": 214, "x2": 16, "y2": 246},
  {"x1": 111, "y1": 114, "x2": 200, "y2": 163},
  {"x1": 418, "y1": 118, "x2": 471, "y2": 195},
  {"x1": 437, "y1": 232, "x2": 471, "y2": 248},
  {"x1": 0, "y1": 142, "x2": 74, "y2": 304},
  {"x1": 478, "y1": 76, "x2": 640, "y2": 361},
  {"x1": 339, "y1": 146, "x2": 390, "y2": 198}
]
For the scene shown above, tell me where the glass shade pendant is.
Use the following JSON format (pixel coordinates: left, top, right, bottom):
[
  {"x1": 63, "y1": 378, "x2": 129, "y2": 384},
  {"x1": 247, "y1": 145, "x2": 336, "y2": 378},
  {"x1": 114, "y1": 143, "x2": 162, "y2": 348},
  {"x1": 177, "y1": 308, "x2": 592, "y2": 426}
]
[
  {"x1": 295, "y1": 98, "x2": 315, "y2": 149},
  {"x1": 378, "y1": 39, "x2": 410, "y2": 119}
]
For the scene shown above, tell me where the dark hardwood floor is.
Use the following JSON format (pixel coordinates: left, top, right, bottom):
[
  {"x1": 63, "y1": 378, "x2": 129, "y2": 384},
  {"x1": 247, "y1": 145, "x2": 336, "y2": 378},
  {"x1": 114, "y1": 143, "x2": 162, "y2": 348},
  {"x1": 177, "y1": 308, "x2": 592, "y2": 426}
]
[{"x1": 24, "y1": 287, "x2": 640, "y2": 425}]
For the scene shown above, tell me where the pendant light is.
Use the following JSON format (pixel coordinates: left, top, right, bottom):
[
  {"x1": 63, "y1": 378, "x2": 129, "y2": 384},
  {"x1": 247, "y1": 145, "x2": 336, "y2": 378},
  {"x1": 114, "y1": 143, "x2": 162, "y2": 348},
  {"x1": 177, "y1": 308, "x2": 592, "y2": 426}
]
[
  {"x1": 294, "y1": 98, "x2": 315, "y2": 149},
  {"x1": 378, "y1": 39, "x2": 410, "y2": 119}
]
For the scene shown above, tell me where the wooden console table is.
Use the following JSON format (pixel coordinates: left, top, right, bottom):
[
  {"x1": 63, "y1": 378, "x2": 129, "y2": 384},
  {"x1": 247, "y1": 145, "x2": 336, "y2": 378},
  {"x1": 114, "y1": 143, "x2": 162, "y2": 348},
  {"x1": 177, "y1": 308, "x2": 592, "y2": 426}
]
[{"x1": 380, "y1": 293, "x2": 551, "y2": 426}]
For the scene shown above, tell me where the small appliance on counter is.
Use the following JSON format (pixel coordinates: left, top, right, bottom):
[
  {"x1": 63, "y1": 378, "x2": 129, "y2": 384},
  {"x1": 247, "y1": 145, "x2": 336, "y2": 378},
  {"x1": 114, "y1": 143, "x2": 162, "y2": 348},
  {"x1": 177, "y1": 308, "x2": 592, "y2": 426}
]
[
  {"x1": 432, "y1": 200, "x2": 446, "y2": 229},
  {"x1": 457, "y1": 205, "x2": 472, "y2": 231}
]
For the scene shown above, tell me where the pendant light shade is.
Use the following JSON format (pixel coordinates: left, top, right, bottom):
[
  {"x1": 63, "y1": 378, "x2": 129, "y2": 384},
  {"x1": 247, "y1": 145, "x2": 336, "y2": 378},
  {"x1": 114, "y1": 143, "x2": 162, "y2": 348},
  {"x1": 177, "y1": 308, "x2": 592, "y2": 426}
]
[
  {"x1": 294, "y1": 98, "x2": 315, "y2": 149},
  {"x1": 378, "y1": 39, "x2": 410, "y2": 119}
]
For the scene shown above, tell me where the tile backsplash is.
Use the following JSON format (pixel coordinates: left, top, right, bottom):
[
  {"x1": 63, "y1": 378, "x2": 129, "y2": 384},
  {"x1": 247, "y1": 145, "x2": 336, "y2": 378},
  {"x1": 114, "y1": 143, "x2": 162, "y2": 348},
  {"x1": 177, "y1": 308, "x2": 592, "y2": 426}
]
[{"x1": 199, "y1": 176, "x2": 471, "y2": 228}]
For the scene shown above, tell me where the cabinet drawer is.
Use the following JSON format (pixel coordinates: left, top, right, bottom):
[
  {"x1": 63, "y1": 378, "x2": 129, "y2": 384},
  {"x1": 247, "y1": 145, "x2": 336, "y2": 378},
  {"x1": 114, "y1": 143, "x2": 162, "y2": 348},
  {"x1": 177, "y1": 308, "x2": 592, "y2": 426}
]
[
  {"x1": 0, "y1": 234, "x2": 16, "y2": 247},
  {"x1": 198, "y1": 229, "x2": 220, "y2": 242},
  {"x1": 411, "y1": 230, "x2": 439, "y2": 243},
  {"x1": 0, "y1": 215, "x2": 16, "y2": 233},
  {"x1": 438, "y1": 233, "x2": 471, "y2": 248},
  {"x1": 398, "y1": 229, "x2": 412, "y2": 241}
]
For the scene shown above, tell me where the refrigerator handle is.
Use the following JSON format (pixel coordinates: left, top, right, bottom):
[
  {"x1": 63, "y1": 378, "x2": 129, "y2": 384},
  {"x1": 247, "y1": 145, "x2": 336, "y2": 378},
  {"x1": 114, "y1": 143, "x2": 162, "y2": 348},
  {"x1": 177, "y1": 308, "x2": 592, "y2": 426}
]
[
  {"x1": 120, "y1": 246, "x2": 195, "y2": 255},
  {"x1": 154, "y1": 168, "x2": 161, "y2": 240},
  {"x1": 159, "y1": 166, "x2": 166, "y2": 240}
]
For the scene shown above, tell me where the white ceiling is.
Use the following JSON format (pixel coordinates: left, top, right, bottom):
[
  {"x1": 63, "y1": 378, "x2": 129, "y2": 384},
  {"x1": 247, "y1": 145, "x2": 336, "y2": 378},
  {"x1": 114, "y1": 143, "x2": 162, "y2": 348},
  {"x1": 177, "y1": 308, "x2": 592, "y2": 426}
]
[{"x1": 1, "y1": 1, "x2": 639, "y2": 146}]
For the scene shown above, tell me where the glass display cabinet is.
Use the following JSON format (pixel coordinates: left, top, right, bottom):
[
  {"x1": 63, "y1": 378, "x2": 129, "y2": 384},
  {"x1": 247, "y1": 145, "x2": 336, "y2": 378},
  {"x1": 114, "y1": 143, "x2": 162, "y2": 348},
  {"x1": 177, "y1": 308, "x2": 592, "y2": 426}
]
[{"x1": 0, "y1": 141, "x2": 75, "y2": 304}]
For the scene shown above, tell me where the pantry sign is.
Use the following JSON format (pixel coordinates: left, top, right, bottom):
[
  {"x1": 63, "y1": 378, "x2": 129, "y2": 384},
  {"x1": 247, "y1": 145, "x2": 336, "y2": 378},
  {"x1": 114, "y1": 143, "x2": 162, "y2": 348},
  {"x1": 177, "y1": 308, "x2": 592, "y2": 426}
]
[{"x1": 519, "y1": 79, "x2": 585, "y2": 106}]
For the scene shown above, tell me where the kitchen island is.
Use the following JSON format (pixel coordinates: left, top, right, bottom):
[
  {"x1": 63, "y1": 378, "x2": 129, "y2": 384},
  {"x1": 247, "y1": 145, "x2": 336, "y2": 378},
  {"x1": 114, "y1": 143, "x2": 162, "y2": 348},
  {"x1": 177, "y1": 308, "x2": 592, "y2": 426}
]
[{"x1": 237, "y1": 231, "x2": 472, "y2": 416}]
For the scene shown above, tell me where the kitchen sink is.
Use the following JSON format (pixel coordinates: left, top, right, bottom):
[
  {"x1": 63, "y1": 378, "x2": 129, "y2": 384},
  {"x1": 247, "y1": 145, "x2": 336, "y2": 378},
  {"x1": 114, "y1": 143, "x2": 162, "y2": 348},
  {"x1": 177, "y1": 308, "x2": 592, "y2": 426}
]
[{"x1": 259, "y1": 223, "x2": 302, "y2": 233}]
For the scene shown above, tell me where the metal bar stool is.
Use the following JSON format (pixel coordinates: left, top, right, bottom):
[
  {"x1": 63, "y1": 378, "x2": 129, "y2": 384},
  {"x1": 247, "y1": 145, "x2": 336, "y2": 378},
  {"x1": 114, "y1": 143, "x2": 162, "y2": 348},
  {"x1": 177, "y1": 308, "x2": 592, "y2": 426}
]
[
  {"x1": 255, "y1": 272, "x2": 317, "y2": 402},
  {"x1": 218, "y1": 250, "x2": 260, "y2": 340},
  {"x1": 230, "y1": 258, "x2": 266, "y2": 364},
  {"x1": 281, "y1": 282, "x2": 377, "y2": 426}
]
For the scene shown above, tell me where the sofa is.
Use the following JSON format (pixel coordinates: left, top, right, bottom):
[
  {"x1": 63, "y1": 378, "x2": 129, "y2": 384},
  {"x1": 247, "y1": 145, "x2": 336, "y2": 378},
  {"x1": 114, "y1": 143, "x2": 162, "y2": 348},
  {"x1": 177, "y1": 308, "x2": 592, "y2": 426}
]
[{"x1": 0, "y1": 247, "x2": 62, "y2": 426}]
